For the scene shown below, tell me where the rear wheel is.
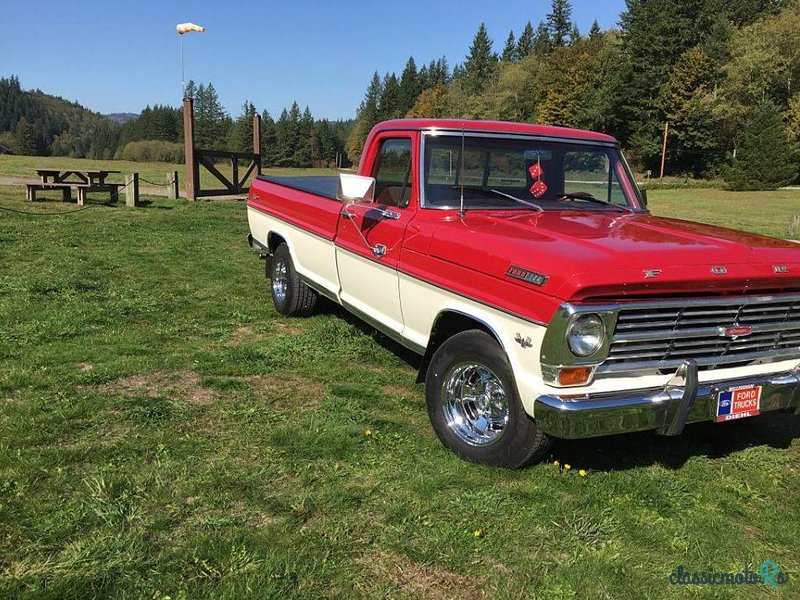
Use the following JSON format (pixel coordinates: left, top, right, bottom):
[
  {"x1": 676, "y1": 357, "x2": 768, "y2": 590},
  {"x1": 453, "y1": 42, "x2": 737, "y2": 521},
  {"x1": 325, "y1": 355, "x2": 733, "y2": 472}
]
[
  {"x1": 269, "y1": 243, "x2": 317, "y2": 317},
  {"x1": 425, "y1": 330, "x2": 553, "y2": 468}
]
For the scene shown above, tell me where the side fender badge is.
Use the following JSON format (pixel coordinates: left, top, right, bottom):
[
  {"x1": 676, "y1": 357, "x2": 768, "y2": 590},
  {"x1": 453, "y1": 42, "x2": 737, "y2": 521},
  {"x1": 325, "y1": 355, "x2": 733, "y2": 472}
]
[
  {"x1": 506, "y1": 265, "x2": 548, "y2": 286},
  {"x1": 514, "y1": 333, "x2": 533, "y2": 348}
]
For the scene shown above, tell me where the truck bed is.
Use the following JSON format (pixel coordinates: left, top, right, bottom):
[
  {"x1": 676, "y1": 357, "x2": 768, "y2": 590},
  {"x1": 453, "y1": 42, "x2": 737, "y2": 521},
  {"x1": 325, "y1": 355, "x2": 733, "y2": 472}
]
[{"x1": 256, "y1": 176, "x2": 340, "y2": 200}]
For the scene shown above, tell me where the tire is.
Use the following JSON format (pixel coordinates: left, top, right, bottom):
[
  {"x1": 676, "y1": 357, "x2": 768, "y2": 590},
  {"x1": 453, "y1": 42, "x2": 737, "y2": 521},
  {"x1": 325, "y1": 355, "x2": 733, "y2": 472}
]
[
  {"x1": 269, "y1": 243, "x2": 318, "y2": 317},
  {"x1": 425, "y1": 330, "x2": 553, "y2": 468}
]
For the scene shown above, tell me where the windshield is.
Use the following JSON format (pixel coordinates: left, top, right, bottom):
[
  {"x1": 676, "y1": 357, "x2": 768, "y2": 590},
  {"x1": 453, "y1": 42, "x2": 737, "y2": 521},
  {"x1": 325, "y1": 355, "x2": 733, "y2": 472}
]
[{"x1": 422, "y1": 134, "x2": 643, "y2": 211}]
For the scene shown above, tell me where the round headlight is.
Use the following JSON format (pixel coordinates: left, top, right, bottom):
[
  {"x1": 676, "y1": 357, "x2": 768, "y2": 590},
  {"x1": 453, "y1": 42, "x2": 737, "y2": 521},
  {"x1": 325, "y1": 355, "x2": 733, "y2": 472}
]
[{"x1": 567, "y1": 314, "x2": 605, "y2": 357}]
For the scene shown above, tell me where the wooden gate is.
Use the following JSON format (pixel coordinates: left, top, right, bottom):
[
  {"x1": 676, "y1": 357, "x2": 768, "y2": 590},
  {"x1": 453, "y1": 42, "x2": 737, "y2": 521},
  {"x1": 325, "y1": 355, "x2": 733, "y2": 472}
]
[{"x1": 183, "y1": 97, "x2": 262, "y2": 200}]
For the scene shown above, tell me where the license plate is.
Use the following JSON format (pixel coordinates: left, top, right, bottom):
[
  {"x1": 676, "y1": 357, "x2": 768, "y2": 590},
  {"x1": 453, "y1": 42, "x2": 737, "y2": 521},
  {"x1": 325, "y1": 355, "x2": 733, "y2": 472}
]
[{"x1": 716, "y1": 385, "x2": 761, "y2": 422}]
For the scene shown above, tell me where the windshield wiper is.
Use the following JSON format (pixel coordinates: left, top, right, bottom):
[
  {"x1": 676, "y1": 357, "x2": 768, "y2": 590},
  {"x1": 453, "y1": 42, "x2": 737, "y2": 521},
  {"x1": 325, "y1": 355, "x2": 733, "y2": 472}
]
[
  {"x1": 558, "y1": 192, "x2": 633, "y2": 213},
  {"x1": 453, "y1": 186, "x2": 543, "y2": 212}
]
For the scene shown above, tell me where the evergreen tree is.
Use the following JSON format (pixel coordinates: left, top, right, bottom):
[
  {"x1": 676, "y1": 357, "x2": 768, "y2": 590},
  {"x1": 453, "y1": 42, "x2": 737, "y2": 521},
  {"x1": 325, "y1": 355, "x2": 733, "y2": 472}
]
[
  {"x1": 463, "y1": 23, "x2": 497, "y2": 94},
  {"x1": 360, "y1": 72, "x2": 382, "y2": 127},
  {"x1": 533, "y1": 21, "x2": 552, "y2": 56},
  {"x1": 502, "y1": 31, "x2": 517, "y2": 62},
  {"x1": 194, "y1": 83, "x2": 230, "y2": 149},
  {"x1": 398, "y1": 57, "x2": 421, "y2": 115},
  {"x1": 589, "y1": 20, "x2": 601, "y2": 39},
  {"x1": 13, "y1": 117, "x2": 43, "y2": 155},
  {"x1": 229, "y1": 101, "x2": 257, "y2": 153},
  {"x1": 725, "y1": 101, "x2": 798, "y2": 190},
  {"x1": 260, "y1": 110, "x2": 279, "y2": 166},
  {"x1": 184, "y1": 80, "x2": 197, "y2": 100},
  {"x1": 515, "y1": 22, "x2": 535, "y2": 60},
  {"x1": 570, "y1": 23, "x2": 581, "y2": 44},
  {"x1": 378, "y1": 73, "x2": 401, "y2": 120},
  {"x1": 547, "y1": 0, "x2": 573, "y2": 47}
]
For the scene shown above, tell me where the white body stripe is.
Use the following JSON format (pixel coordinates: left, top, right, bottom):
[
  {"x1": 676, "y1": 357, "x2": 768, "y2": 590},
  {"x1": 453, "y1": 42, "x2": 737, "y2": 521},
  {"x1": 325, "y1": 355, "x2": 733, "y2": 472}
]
[{"x1": 336, "y1": 249, "x2": 404, "y2": 334}]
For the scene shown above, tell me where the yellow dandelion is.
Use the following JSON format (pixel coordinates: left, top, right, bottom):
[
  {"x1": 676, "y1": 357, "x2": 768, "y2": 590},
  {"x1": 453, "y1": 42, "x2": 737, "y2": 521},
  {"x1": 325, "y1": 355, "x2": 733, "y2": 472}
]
[
  {"x1": 364, "y1": 429, "x2": 372, "y2": 437},
  {"x1": 564, "y1": 464, "x2": 571, "y2": 471},
  {"x1": 579, "y1": 469, "x2": 587, "y2": 477},
  {"x1": 473, "y1": 529, "x2": 483, "y2": 538},
  {"x1": 553, "y1": 460, "x2": 560, "y2": 467}
]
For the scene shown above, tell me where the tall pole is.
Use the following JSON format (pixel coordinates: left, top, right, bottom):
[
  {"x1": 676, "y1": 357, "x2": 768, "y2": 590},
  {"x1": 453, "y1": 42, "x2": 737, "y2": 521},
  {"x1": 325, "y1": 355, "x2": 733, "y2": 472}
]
[
  {"x1": 659, "y1": 121, "x2": 669, "y2": 182},
  {"x1": 184, "y1": 97, "x2": 196, "y2": 201},
  {"x1": 253, "y1": 112, "x2": 262, "y2": 175}
]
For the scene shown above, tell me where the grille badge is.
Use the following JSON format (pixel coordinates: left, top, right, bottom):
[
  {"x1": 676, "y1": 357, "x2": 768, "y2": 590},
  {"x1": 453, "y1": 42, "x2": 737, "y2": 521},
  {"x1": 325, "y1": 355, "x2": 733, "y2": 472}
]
[
  {"x1": 711, "y1": 266, "x2": 728, "y2": 275},
  {"x1": 721, "y1": 325, "x2": 753, "y2": 339}
]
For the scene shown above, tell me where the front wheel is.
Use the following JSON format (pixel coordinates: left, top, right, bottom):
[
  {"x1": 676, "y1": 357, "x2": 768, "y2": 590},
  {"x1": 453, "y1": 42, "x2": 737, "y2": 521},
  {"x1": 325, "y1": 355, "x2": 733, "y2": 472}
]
[
  {"x1": 425, "y1": 330, "x2": 553, "y2": 468},
  {"x1": 269, "y1": 243, "x2": 318, "y2": 317}
]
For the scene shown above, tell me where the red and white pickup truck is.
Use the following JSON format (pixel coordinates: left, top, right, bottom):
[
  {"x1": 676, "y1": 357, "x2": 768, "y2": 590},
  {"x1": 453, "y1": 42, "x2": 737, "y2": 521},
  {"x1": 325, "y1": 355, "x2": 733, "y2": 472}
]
[{"x1": 247, "y1": 119, "x2": 800, "y2": 468}]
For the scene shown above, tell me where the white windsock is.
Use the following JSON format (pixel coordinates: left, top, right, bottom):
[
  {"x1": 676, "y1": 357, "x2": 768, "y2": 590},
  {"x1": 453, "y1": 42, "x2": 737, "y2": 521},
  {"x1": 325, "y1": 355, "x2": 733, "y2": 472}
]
[{"x1": 176, "y1": 22, "x2": 205, "y2": 34}]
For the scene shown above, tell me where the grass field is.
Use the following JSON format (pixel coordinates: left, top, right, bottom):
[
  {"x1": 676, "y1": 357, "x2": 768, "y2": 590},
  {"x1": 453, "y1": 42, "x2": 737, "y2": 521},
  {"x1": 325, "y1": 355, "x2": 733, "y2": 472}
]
[
  {"x1": 0, "y1": 155, "x2": 338, "y2": 194},
  {"x1": 1, "y1": 180, "x2": 800, "y2": 598}
]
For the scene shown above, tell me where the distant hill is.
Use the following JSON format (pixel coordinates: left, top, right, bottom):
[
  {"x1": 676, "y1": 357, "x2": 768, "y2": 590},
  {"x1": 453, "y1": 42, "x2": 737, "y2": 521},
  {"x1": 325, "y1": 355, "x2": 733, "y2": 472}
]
[
  {"x1": 104, "y1": 112, "x2": 138, "y2": 124},
  {"x1": 0, "y1": 75, "x2": 119, "y2": 158}
]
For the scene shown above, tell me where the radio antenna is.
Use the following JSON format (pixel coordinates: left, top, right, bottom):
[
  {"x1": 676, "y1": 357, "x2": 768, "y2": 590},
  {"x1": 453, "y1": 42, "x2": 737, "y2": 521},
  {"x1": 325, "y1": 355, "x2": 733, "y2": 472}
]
[{"x1": 458, "y1": 125, "x2": 466, "y2": 217}]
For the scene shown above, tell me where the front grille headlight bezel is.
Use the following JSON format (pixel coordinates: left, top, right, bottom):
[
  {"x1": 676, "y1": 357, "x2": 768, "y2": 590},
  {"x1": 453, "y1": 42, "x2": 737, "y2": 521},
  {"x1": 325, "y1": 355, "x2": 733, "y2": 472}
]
[
  {"x1": 540, "y1": 303, "x2": 619, "y2": 386},
  {"x1": 566, "y1": 313, "x2": 606, "y2": 357}
]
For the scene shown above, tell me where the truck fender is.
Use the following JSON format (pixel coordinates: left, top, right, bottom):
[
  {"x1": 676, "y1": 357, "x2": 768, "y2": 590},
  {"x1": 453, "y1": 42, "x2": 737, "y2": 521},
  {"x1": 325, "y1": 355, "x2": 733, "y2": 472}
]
[{"x1": 416, "y1": 309, "x2": 505, "y2": 383}]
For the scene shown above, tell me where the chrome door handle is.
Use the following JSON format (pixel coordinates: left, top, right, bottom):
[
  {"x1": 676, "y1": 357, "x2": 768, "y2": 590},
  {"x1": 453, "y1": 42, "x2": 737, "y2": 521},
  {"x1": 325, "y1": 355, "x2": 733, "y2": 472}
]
[{"x1": 375, "y1": 208, "x2": 401, "y2": 220}]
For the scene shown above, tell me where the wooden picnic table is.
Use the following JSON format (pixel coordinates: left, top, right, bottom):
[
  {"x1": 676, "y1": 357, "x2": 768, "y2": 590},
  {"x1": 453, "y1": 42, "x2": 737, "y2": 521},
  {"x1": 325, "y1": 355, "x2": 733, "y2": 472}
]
[
  {"x1": 35, "y1": 168, "x2": 121, "y2": 186},
  {"x1": 27, "y1": 169, "x2": 124, "y2": 204}
]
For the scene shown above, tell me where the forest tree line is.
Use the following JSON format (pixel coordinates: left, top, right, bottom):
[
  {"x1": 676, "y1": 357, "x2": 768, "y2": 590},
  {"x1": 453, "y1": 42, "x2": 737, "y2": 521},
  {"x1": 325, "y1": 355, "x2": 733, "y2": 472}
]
[
  {"x1": 348, "y1": 0, "x2": 799, "y2": 187},
  {"x1": 0, "y1": 76, "x2": 352, "y2": 168},
  {"x1": 2, "y1": 0, "x2": 799, "y2": 186}
]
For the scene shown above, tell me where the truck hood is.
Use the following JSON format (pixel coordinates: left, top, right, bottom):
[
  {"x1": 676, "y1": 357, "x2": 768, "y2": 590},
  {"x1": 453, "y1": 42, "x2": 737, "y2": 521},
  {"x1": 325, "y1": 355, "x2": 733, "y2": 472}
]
[{"x1": 428, "y1": 210, "x2": 800, "y2": 301}]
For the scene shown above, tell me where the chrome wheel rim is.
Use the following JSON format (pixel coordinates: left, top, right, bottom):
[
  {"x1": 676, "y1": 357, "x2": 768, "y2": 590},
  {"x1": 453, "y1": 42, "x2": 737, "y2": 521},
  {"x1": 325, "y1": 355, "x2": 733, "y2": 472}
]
[
  {"x1": 272, "y1": 258, "x2": 288, "y2": 303},
  {"x1": 442, "y1": 363, "x2": 509, "y2": 446}
]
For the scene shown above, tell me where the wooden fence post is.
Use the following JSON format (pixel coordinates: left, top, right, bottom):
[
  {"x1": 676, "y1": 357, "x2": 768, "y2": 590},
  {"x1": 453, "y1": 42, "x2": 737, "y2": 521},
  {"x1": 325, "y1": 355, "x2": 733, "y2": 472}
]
[
  {"x1": 167, "y1": 171, "x2": 179, "y2": 200},
  {"x1": 253, "y1": 112, "x2": 262, "y2": 175},
  {"x1": 183, "y1": 97, "x2": 197, "y2": 201},
  {"x1": 125, "y1": 173, "x2": 140, "y2": 207}
]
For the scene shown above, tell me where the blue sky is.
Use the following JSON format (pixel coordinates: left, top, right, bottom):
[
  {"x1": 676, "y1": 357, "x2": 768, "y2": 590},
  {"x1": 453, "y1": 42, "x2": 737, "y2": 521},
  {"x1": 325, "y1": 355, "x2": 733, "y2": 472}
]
[{"x1": 0, "y1": 0, "x2": 625, "y2": 120}]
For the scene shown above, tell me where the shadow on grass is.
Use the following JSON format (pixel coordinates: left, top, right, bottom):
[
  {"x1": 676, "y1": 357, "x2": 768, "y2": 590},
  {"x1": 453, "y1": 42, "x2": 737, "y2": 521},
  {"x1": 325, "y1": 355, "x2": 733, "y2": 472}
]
[
  {"x1": 553, "y1": 411, "x2": 800, "y2": 471},
  {"x1": 318, "y1": 300, "x2": 423, "y2": 371},
  {"x1": 136, "y1": 199, "x2": 174, "y2": 209}
]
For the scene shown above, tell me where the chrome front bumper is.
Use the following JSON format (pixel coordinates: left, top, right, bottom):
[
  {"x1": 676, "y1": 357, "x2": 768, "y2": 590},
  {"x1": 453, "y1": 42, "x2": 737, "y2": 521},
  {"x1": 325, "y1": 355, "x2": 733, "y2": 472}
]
[{"x1": 534, "y1": 362, "x2": 800, "y2": 439}]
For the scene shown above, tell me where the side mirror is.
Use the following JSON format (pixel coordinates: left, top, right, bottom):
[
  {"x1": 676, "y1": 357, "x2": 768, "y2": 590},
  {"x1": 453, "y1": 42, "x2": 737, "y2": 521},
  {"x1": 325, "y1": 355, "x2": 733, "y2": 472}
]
[
  {"x1": 640, "y1": 188, "x2": 648, "y2": 208},
  {"x1": 337, "y1": 173, "x2": 375, "y2": 204}
]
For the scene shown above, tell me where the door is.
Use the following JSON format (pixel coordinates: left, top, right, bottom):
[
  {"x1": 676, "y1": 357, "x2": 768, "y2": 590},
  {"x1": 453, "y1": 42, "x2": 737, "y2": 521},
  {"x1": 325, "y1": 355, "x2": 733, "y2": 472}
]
[{"x1": 335, "y1": 135, "x2": 417, "y2": 334}]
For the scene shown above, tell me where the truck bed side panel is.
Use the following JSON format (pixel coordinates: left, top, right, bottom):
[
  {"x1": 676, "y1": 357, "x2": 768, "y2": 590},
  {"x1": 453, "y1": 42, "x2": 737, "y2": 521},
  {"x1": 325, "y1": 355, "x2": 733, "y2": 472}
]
[{"x1": 247, "y1": 177, "x2": 342, "y2": 299}]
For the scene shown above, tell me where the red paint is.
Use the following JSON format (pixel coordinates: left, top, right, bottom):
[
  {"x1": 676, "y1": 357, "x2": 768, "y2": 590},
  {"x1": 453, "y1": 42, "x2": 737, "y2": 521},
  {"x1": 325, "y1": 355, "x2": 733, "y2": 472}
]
[{"x1": 248, "y1": 119, "x2": 800, "y2": 326}]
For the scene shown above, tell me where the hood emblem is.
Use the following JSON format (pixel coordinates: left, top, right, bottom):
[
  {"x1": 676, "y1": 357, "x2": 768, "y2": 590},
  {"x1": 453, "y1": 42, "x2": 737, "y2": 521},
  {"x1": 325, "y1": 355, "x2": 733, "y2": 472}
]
[
  {"x1": 711, "y1": 266, "x2": 728, "y2": 275},
  {"x1": 774, "y1": 265, "x2": 789, "y2": 274},
  {"x1": 643, "y1": 269, "x2": 662, "y2": 279},
  {"x1": 506, "y1": 266, "x2": 548, "y2": 286},
  {"x1": 721, "y1": 325, "x2": 752, "y2": 339}
]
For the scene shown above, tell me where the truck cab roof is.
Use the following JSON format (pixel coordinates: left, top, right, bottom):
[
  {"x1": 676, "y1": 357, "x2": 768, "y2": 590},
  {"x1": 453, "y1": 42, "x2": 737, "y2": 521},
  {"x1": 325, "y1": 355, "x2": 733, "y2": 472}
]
[{"x1": 372, "y1": 118, "x2": 617, "y2": 144}]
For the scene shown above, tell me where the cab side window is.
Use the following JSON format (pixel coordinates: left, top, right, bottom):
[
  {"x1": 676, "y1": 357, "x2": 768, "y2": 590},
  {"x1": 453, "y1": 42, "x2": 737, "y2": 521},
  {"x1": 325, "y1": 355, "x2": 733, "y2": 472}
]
[{"x1": 372, "y1": 138, "x2": 412, "y2": 208}]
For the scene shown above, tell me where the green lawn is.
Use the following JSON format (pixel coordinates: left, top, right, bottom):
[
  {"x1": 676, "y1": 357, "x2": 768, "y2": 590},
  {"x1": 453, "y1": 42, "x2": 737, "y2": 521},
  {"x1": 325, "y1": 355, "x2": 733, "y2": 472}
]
[
  {"x1": 1, "y1": 183, "x2": 799, "y2": 598},
  {"x1": 0, "y1": 154, "x2": 337, "y2": 194}
]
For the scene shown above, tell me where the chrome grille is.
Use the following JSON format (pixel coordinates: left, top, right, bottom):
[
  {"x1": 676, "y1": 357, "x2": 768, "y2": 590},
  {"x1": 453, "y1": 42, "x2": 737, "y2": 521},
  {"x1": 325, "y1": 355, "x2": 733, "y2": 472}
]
[{"x1": 602, "y1": 296, "x2": 800, "y2": 374}]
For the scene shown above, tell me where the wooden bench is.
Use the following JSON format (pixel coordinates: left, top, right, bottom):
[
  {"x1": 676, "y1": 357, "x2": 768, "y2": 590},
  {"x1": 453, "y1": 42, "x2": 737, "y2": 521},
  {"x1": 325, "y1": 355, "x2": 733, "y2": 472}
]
[
  {"x1": 26, "y1": 181, "x2": 123, "y2": 204},
  {"x1": 26, "y1": 182, "x2": 74, "y2": 202},
  {"x1": 76, "y1": 183, "x2": 123, "y2": 205}
]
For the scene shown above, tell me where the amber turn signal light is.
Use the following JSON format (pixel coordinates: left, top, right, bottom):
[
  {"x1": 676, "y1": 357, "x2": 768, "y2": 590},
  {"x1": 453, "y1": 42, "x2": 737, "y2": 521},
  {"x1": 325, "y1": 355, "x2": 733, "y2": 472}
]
[{"x1": 558, "y1": 366, "x2": 593, "y2": 386}]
